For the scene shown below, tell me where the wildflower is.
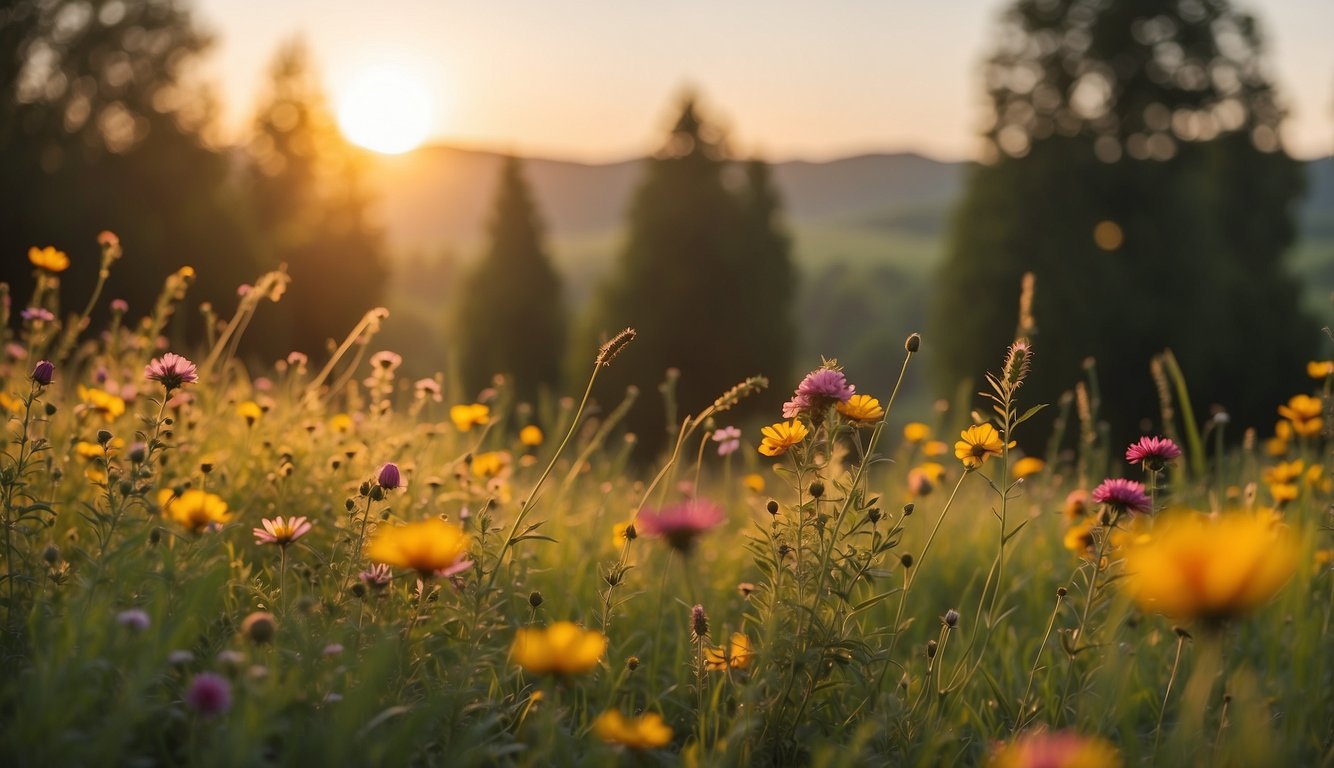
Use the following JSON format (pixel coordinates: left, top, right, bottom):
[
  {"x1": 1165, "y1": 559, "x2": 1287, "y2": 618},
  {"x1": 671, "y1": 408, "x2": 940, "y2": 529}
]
[
  {"x1": 989, "y1": 729, "x2": 1121, "y2": 768},
  {"x1": 1063, "y1": 519, "x2": 1095, "y2": 558},
  {"x1": 592, "y1": 710, "x2": 673, "y2": 750},
  {"x1": 743, "y1": 473, "x2": 765, "y2": 494},
  {"x1": 450, "y1": 403, "x2": 490, "y2": 432},
  {"x1": 377, "y1": 462, "x2": 403, "y2": 491},
  {"x1": 184, "y1": 673, "x2": 232, "y2": 718},
  {"x1": 358, "y1": 563, "x2": 393, "y2": 590},
  {"x1": 689, "y1": 604, "x2": 710, "y2": 642},
  {"x1": 30, "y1": 360, "x2": 54, "y2": 386},
  {"x1": 636, "y1": 499, "x2": 726, "y2": 553},
  {"x1": 241, "y1": 611, "x2": 276, "y2": 644},
  {"x1": 471, "y1": 452, "x2": 509, "y2": 479},
  {"x1": 510, "y1": 621, "x2": 606, "y2": 675},
  {"x1": 252, "y1": 516, "x2": 313, "y2": 548},
  {"x1": 110, "y1": 299, "x2": 129, "y2": 313},
  {"x1": 1308, "y1": 360, "x2": 1334, "y2": 379},
  {"x1": 611, "y1": 522, "x2": 636, "y2": 548},
  {"x1": 3, "y1": 393, "x2": 28, "y2": 414},
  {"x1": 75, "y1": 387, "x2": 123, "y2": 423},
  {"x1": 370, "y1": 350, "x2": 402, "y2": 370},
  {"x1": 1278, "y1": 394, "x2": 1323, "y2": 437},
  {"x1": 1090, "y1": 478, "x2": 1151, "y2": 515},
  {"x1": 1264, "y1": 459, "x2": 1304, "y2": 504},
  {"x1": 236, "y1": 400, "x2": 262, "y2": 426},
  {"x1": 954, "y1": 423, "x2": 1012, "y2": 469},
  {"x1": 907, "y1": 462, "x2": 946, "y2": 497},
  {"x1": 712, "y1": 426, "x2": 742, "y2": 456},
  {"x1": 704, "y1": 632, "x2": 754, "y2": 671},
  {"x1": 116, "y1": 609, "x2": 151, "y2": 631},
  {"x1": 21, "y1": 307, "x2": 54, "y2": 323},
  {"x1": 28, "y1": 246, "x2": 69, "y2": 273},
  {"x1": 1123, "y1": 511, "x2": 1298, "y2": 622},
  {"x1": 1124, "y1": 435, "x2": 1182, "y2": 470},
  {"x1": 903, "y1": 422, "x2": 931, "y2": 443},
  {"x1": 943, "y1": 609, "x2": 960, "y2": 628},
  {"x1": 1305, "y1": 463, "x2": 1331, "y2": 493},
  {"x1": 367, "y1": 519, "x2": 471, "y2": 578},
  {"x1": 144, "y1": 353, "x2": 199, "y2": 391},
  {"x1": 1063, "y1": 490, "x2": 1089, "y2": 522},
  {"x1": 1012, "y1": 456, "x2": 1044, "y2": 479},
  {"x1": 160, "y1": 489, "x2": 231, "y2": 533},
  {"x1": 413, "y1": 377, "x2": 442, "y2": 402},
  {"x1": 923, "y1": 440, "x2": 949, "y2": 457},
  {"x1": 330, "y1": 413, "x2": 353, "y2": 433},
  {"x1": 323, "y1": 643, "x2": 344, "y2": 656},
  {"x1": 781, "y1": 366, "x2": 855, "y2": 418},
  {"x1": 520, "y1": 424, "x2": 543, "y2": 447},
  {"x1": 837, "y1": 394, "x2": 884, "y2": 423},
  {"x1": 168, "y1": 650, "x2": 194, "y2": 666},
  {"x1": 758, "y1": 419, "x2": 809, "y2": 457}
]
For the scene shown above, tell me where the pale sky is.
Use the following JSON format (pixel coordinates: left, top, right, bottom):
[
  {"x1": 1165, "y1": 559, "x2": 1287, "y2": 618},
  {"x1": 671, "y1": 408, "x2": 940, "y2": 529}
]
[{"x1": 195, "y1": 0, "x2": 1334, "y2": 162}]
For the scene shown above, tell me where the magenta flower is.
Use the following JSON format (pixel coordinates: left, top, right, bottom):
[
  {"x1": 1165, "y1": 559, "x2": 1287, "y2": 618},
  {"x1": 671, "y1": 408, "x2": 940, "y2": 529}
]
[
  {"x1": 21, "y1": 307, "x2": 54, "y2": 323},
  {"x1": 31, "y1": 360, "x2": 54, "y2": 386},
  {"x1": 713, "y1": 426, "x2": 742, "y2": 456},
  {"x1": 1125, "y1": 436, "x2": 1182, "y2": 470},
  {"x1": 144, "y1": 352, "x2": 198, "y2": 391},
  {"x1": 359, "y1": 563, "x2": 393, "y2": 590},
  {"x1": 782, "y1": 367, "x2": 855, "y2": 418},
  {"x1": 184, "y1": 673, "x2": 232, "y2": 717},
  {"x1": 377, "y1": 462, "x2": 403, "y2": 491},
  {"x1": 1091, "y1": 478, "x2": 1151, "y2": 515},
  {"x1": 636, "y1": 499, "x2": 727, "y2": 552},
  {"x1": 252, "y1": 516, "x2": 313, "y2": 548}
]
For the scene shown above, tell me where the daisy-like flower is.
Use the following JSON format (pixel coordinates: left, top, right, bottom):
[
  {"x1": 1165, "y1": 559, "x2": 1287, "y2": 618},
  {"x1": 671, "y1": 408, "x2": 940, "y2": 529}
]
[
  {"x1": 237, "y1": 400, "x2": 262, "y2": 426},
  {"x1": 758, "y1": 419, "x2": 809, "y2": 457},
  {"x1": 743, "y1": 473, "x2": 765, "y2": 494},
  {"x1": 160, "y1": 489, "x2": 231, "y2": 533},
  {"x1": 370, "y1": 350, "x2": 402, "y2": 370},
  {"x1": 837, "y1": 394, "x2": 884, "y2": 423},
  {"x1": 1308, "y1": 360, "x2": 1334, "y2": 380},
  {"x1": 184, "y1": 673, "x2": 232, "y2": 718},
  {"x1": 358, "y1": 563, "x2": 393, "y2": 590},
  {"x1": 712, "y1": 426, "x2": 742, "y2": 456},
  {"x1": 903, "y1": 422, "x2": 931, "y2": 443},
  {"x1": 989, "y1": 729, "x2": 1121, "y2": 768},
  {"x1": 471, "y1": 452, "x2": 509, "y2": 479},
  {"x1": 29, "y1": 246, "x2": 70, "y2": 273},
  {"x1": 704, "y1": 632, "x2": 754, "y2": 671},
  {"x1": 450, "y1": 403, "x2": 490, "y2": 432},
  {"x1": 78, "y1": 386, "x2": 126, "y2": 421},
  {"x1": 781, "y1": 366, "x2": 855, "y2": 418},
  {"x1": 367, "y1": 519, "x2": 471, "y2": 578},
  {"x1": 144, "y1": 352, "x2": 199, "y2": 391},
  {"x1": 413, "y1": 377, "x2": 442, "y2": 402},
  {"x1": 907, "y1": 462, "x2": 947, "y2": 496},
  {"x1": 1012, "y1": 456, "x2": 1045, "y2": 479},
  {"x1": 1124, "y1": 435, "x2": 1182, "y2": 470},
  {"x1": 253, "y1": 516, "x2": 313, "y2": 548},
  {"x1": 1090, "y1": 478, "x2": 1151, "y2": 515},
  {"x1": 592, "y1": 710, "x2": 673, "y2": 750},
  {"x1": 519, "y1": 424, "x2": 544, "y2": 447},
  {"x1": 954, "y1": 423, "x2": 1012, "y2": 469},
  {"x1": 1277, "y1": 394, "x2": 1323, "y2": 437},
  {"x1": 510, "y1": 621, "x2": 606, "y2": 676},
  {"x1": 636, "y1": 499, "x2": 726, "y2": 553}
]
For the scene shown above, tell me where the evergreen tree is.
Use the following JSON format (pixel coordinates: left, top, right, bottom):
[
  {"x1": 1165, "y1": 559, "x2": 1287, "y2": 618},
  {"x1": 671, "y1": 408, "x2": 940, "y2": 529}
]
[
  {"x1": 245, "y1": 40, "x2": 388, "y2": 357},
  {"x1": 931, "y1": 0, "x2": 1311, "y2": 446},
  {"x1": 595, "y1": 99, "x2": 795, "y2": 455},
  {"x1": 455, "y1": 156, "x2": 565, "y2": 402}
]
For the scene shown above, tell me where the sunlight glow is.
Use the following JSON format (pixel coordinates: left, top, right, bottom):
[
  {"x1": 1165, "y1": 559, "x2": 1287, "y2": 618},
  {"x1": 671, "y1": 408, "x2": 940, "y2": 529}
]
[{"x1": 336, "y1": 66, "x2": 433, "y2": 154}]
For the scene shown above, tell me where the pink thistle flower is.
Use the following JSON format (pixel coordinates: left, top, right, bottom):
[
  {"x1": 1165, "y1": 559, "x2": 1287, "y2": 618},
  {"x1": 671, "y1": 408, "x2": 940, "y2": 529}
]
[
  {"x1": 184, "y1": 673, "x2": 232, "y2": 717},
  {"x1": 252, "y1": 516, "x2": 313, "y2": 548},
  {"x1": 637, "y1": 499, "x2": 727, "y2": 553},
  {"x1": 712, "y1": 426, "x2": 742, "y2": 456},
  {"x1": 377, "y1": 462, "x2": 403, "y2": 491},
  {"x1": 1091, "y1": 478, "x2": 1151, "y2": 515},
  {"x1": 359, "y1": 563, "x2": 393, "y2": 590},
  {"x1": 144, "y1": 352, "x2": 198, "y2": 391},
  {"x1": 1125, "y1": 435, "x2": 1182, "y2": 470},
  {"x1": 781, "y1": 366, "x2": 855, "y2": 418}
]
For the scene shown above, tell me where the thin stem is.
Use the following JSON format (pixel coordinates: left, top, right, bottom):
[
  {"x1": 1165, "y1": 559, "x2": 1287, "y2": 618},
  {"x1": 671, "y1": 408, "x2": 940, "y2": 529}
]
[
  {"x1": 1055, "y1": 510, "x2": 1119, "y2": 724},
  {"x1": 1015, "y1": 589, "x2": 1065, "y2": 733},
  {"x1": 1154, "y1": 632, "x2": 1189, "y2": 755}
]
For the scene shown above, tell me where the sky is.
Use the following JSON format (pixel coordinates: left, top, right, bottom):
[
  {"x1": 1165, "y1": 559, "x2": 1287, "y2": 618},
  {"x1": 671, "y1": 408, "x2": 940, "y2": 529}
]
[{"x1": 195, "y1": 0, "x2": 1334, "y2": 162}]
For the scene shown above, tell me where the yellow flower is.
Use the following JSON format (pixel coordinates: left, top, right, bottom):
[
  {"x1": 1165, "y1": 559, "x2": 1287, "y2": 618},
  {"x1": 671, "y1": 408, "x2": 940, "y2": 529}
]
[
  {"x1": 922, "y1": 440, "x2": 949, "y2": 457},
  {"x1": 743, "y1": 473, "x2": 765, "y2": 494},
  {"x1": 75, "y1": 438, "x2": 124, "y2": 460},
  {"x1": 1305, "y1": 464, "x2": 1333, "y2": 494},
  {"x1": 592, "y1": 710, "x2": 673, "y2": 750},
  {"x1": 907, "y1": 462, "x2": 947, "y2": 497},
  {"x1": 160, "y1": 489, "x2": 231, "y2": 533},
  {"x1": 1278, "y1": 394, "x2": 1323, "y2": 437},
  {"x1": 510, "y1": 621, "x2": 606, "y2": 676},
  {"x1": 0, "y1": 393, "x2": 22, "y2": 414},
  {"x1": 237, "y1": 400, "x2": 262, "y2": 425},
  {"x1": 903, "y1": 422, "x2": 931, "y2": 444},
  {"x1": 1012, "y1": 456, "x2": 1045, "y2": 479},
  {"x1": 367, "y1": 519, "x2": 471, "y2": 577},
  {"x1": 1063, "y1": 519, "x2": 1095, "y2": 558},
  {"x1": 989, "y1": 730, "x2": 1121, "y2": 768},
  {"x1": 1268, "y1": 483, "x2": 1298, "y2": 504},
  {"x1": 451, "y1": 403, "x2": 490, "y2": 432},
  {"x1": 330, "y1": 413, "x2": 353, "y2": 434},
  {"x1": 704, "y1": 632, "x2": 754, "y2": 671},
  {"x1": 85, "y1": 467, "x2": 108, "y2": 486},
  {"x1": 1308, "y1": 360, "x2": 1334, "y2": 379},
  {"x1": 28, "y1": 246, "x2": 69, "y2": 273},
  {"x1": 77, "y1": 386, "x2": 126, "y2": 422},
  {"x1": 472, "y1": 451, "x2": 510, "y2": 479},
  {"x1": 954, "y1": 423, "x2": 1012, "y2": 469},
  {"x1": 836, "y1": 394, "x2": 884, "y2": 423},
  {"x1": 519, "y1": 425, "x2": 543, "y2": 447},
  {"x1": 758, "y1": 419, "x2": 808, "y2": 457},
  {"x1": 611, "y1": 521, "x2": 635, "y2": 548},
  {"x1": 1123, "y1": 511, "x2": 1298, "y2": 622}
]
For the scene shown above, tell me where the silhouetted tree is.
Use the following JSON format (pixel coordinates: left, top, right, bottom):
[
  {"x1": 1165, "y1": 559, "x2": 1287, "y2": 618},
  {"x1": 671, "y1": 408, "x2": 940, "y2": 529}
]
[
  {"x1": 245, "y1": 39, "x2": 388, "y2": 357},
  {"x1": 0, "y1": 0, "x2": 263, "y2": 333},
  {"x1": 594, "y1": 98, "x2": 795, "y2": 455},
  {"x1": 455, "y1": 156, "x2": 565, "y2": 402},
  {"x1": 931, "y1": 0, "x2": 1311, "y2": 447}
]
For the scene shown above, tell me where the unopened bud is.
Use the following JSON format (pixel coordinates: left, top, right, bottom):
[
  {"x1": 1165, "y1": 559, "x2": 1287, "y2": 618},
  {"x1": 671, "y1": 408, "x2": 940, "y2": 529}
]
[
  {"x1": 809, "y1": 481, "x2": 825, "y2": 499},
  {"x1": 900, "y1": 554, "x2": 913, "y2": 569},
  {"x1": 943, "y1": 609, "x2": 960, "y2": 628},
  {"x1": 926, "y1": 639, "x2": 938, "y2": 658},
  {"x1": 529, "y1": 591, "x2": 544, "y2": 608},
  {"x1": 766, "y1": 500, "x2": 779, "y2": 516},
  {"x1": 902, "y1": 503, "x2": 915, "y2": 516},
  {"x1": 905, "y1": 333, "x2": 921, "y2": 353},
  {"x1": 96, "y1": 429, "x2": 113, "y2": 446}
]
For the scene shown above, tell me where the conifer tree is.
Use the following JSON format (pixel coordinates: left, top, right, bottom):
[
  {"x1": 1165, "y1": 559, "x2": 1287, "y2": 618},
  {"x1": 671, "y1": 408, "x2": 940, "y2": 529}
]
[{"x1": 455, "y1": 156, "x2": 565, "y2": 402}]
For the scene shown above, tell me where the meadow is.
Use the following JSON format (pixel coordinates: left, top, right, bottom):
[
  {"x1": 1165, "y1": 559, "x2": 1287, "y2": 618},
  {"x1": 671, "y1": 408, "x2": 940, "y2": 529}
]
[{"x1": 1, "y1": 241, "x2": 1331, "y2": 767}]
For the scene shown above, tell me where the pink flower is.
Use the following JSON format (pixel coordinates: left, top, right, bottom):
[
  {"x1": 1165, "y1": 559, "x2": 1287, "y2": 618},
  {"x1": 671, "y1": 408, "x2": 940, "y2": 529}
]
[
  {"x1": 252, "y1": 516, "x2": 313, "y2": 547},
  {"x1": 637, "y1": 499, "x2": 727, "y2": 552},
  {"x1": 1125, "y1": 435, "x2": 1182, "y2": 469},
  {"x1": 359, "y1": 563, "x2": 393, "y2": 590},
  {"x1": 1091, "y1": 478, "x2": 1151, "y2": 515},
  {"x1": 712, "y1": 426, "x2": 742, "y2": 456},
  {"x1": 781, "y1": 367, "x2": 855, "y2": 418},
  {"x1": 184, "y1": 673, "x2": 232, "y2": 717},
  {"x1": 144, "y1": 352, "x2": 198, "y2": 391}
]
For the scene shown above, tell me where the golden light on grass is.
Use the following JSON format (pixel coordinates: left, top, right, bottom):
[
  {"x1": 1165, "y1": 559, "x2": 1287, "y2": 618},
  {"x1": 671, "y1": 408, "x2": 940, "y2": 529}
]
[{"x1": 336, "y1": 65, "x2": 433, "y2": 154}]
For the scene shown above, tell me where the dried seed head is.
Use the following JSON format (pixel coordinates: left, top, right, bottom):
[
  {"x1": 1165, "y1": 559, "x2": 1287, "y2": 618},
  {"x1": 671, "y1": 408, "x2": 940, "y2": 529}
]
[
  {"x1": 943, "y1": 609, "x2": 960, "y2": 628},
  {"x1": 689, "y1": 604, "x2": 709, "y2": 642},
  {"x1": 596, "y1": 328, "x2": 637, "y2": 367}
]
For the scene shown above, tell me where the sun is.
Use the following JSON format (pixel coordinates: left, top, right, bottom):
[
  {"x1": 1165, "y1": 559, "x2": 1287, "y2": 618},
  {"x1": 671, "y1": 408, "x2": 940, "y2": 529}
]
[{"x1": 336, "y1": 66, "x2": 433, "y2": 154}]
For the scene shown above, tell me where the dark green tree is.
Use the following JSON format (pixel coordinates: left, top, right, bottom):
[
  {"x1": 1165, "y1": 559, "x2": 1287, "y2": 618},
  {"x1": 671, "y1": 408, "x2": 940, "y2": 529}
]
[
  {"x1": 594, "y1": 99, "x2": 795, "y2": 455},
  {"x1": 244, "y1": 39, "x2": 388, "y2": 357},
  {"x1": 455, "y1": 156, "x2": 565, "y2": 402},
  {"x1": 931, "y1": 0, "x2": 1311, "y2": 447},
  {"x1": 0, "y1": 0, "x2": 263, "y2": 331}
]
